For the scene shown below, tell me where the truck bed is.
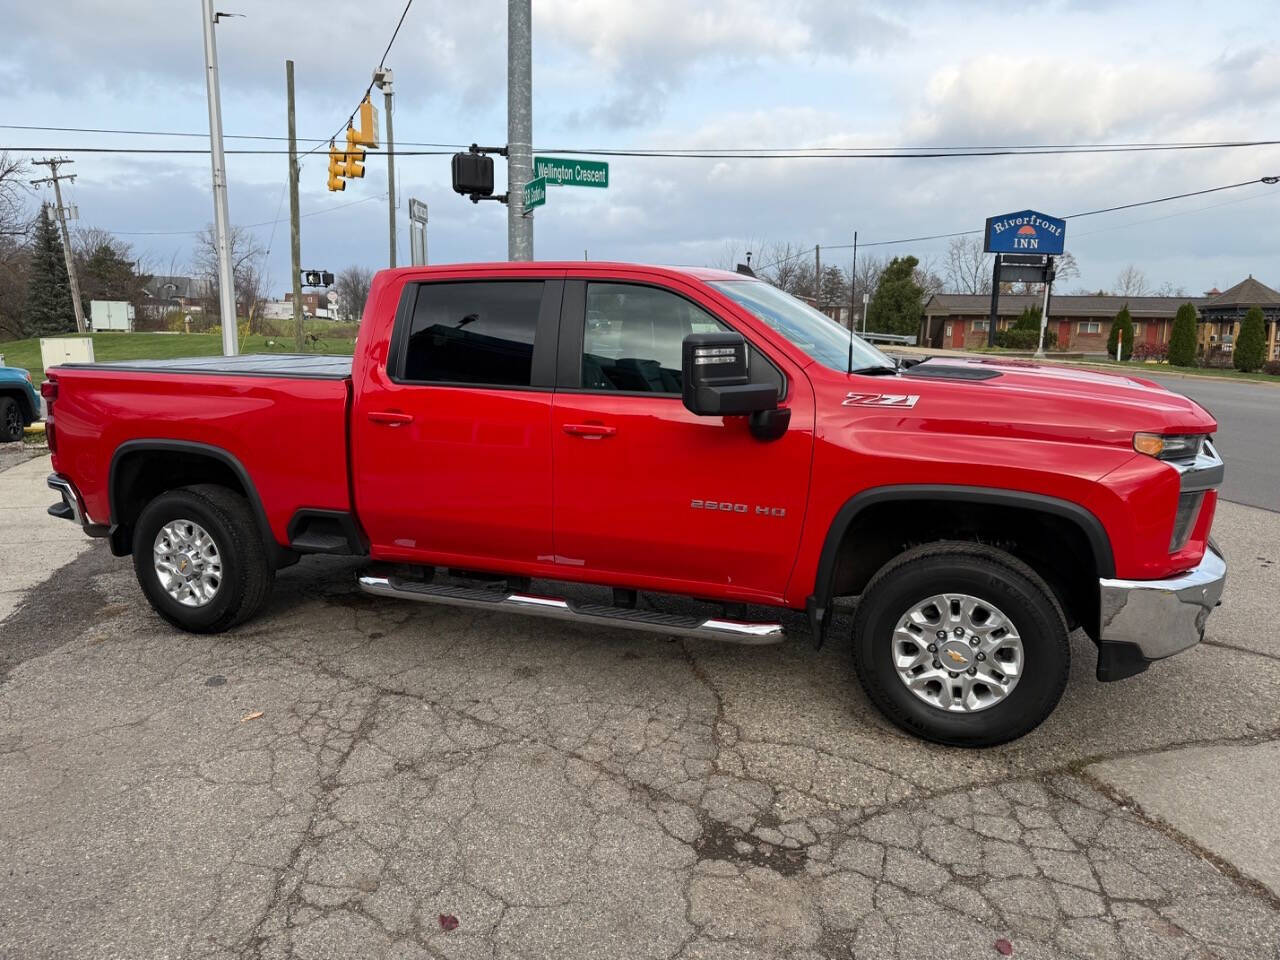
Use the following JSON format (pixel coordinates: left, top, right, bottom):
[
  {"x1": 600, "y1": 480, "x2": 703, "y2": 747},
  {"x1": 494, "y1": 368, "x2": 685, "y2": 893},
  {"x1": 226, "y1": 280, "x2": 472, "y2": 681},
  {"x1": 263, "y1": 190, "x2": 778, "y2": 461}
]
[{"x1": 67, "y1": 353, "x2": 353, "y2": 380}]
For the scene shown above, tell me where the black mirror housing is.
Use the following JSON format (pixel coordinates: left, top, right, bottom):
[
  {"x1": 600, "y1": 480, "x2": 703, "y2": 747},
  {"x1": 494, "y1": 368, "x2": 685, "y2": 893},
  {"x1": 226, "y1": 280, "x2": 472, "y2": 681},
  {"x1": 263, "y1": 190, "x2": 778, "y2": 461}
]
[{"x1": 681, "y1": 332, "x2": 778, "y2": 417}]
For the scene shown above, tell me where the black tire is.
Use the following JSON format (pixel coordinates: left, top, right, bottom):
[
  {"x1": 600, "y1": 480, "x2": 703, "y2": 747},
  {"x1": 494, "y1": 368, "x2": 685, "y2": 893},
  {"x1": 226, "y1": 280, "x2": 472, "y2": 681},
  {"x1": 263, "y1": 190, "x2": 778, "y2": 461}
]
[
  {"x1": 132, "y1": 484, "x2": 273, "y2": 633},
  {"x1": 851, "y1": 541, "x2": 1070, "y2": 747},
  {"x1": 0, "y1": 396, "x2": 21, "y2": 442}
]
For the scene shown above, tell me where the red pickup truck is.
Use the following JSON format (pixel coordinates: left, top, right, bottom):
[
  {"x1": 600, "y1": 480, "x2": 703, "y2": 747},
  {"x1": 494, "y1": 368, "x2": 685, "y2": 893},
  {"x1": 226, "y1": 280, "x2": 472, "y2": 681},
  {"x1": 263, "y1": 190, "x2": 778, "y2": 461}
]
[{"x1": 44, "y1": 262, "x2": 1226, "y2": 745}]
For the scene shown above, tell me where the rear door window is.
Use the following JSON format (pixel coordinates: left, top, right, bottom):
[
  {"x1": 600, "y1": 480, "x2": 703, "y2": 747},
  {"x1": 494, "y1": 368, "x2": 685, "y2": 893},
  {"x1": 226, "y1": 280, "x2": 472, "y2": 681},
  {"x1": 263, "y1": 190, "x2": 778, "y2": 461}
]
[{"x1": 401, "y1": 281, "x2": 545, "y2": 386}]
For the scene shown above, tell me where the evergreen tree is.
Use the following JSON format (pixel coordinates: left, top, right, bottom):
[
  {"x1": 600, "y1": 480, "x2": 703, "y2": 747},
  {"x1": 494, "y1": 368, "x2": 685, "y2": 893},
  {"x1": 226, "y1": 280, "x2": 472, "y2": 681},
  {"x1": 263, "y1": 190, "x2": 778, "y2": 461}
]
[
  {"x1": 1234, "y1": 306, "x2": 1266, "y2": 372},
  {"x1": 1106, "y1": 305, "x2": 1135, "y2": 361},
  {"x1": 1168, "y1": 302, "x2": 1198, "y2": 367},
  {"x1": 22, "y1": 205, "x2": 75, "y2": 337},
  {"x1": 868, "y1": 255, "x2": 923, "y2": 337}
]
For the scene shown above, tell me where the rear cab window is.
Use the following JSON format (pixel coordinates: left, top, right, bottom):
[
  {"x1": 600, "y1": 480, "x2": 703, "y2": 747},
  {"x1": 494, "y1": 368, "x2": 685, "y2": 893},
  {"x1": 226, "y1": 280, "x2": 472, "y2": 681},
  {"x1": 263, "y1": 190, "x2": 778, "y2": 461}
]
[{"x1": 392, "y1": 280, "x2": 560, "y2": 388}]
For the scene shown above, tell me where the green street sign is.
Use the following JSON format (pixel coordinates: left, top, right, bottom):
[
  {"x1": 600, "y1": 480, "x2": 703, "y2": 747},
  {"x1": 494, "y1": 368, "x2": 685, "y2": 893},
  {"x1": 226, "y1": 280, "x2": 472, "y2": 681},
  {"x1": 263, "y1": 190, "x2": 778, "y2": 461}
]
[
  {"x1": 523, "y1": 176, "x2": 546, "y2": 212},
  {"x1": 534, "y1": 156, "x2": 609, "y2": 188}
]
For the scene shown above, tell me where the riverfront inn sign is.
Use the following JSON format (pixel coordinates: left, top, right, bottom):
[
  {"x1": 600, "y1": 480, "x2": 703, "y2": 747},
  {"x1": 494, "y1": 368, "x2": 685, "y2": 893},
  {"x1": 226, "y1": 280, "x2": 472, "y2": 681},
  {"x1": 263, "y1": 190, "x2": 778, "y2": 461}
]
[{"x1": 983, "y1": 209, "x2": 1067, "y2": 255}]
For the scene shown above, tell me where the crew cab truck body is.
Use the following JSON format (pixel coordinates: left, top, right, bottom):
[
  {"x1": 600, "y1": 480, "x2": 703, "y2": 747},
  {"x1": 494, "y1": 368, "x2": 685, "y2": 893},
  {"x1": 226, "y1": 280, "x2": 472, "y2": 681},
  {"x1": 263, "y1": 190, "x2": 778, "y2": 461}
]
[{"x1": 44, "y1": 263, "x2": 1227, "y2": 746}]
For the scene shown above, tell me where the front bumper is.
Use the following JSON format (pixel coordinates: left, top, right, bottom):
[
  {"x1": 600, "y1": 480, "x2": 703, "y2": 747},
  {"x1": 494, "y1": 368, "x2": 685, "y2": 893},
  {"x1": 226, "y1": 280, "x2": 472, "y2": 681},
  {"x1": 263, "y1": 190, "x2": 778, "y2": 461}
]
[{"x1": 1096, "y1": 542, "x2": 1226, "y2": 678}]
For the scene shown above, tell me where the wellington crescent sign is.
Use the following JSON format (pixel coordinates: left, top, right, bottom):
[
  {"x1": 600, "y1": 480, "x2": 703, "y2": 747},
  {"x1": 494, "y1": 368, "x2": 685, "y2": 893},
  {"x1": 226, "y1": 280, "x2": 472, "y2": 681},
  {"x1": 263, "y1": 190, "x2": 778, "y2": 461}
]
[{"x1": 533, "y1": 156, "x2": 609, "y2": 188}]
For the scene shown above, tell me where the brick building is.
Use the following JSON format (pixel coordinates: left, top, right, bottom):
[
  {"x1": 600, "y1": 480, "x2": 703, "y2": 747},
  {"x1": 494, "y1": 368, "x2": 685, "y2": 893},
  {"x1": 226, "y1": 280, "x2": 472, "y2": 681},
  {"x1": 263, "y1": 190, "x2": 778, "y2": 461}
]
[{"x1": 920, "y1": 276, "x2": 1280, "y2": 360}]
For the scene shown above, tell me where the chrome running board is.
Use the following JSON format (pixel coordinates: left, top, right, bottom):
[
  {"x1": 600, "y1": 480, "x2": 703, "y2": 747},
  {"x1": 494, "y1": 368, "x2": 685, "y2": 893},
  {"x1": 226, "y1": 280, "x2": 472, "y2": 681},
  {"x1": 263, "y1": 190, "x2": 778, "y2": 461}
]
[{"x1": 356, "y1": 574, "x2": 786, "y2": 645}]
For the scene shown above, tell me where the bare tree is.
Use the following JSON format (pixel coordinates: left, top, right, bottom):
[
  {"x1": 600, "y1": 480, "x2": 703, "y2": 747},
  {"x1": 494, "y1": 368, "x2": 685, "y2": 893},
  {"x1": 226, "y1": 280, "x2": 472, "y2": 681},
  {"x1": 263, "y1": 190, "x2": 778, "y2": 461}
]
[
  {"x1": 943, "y1": 235, "x2": 992, "y2": 294},
  {"x1": 1114, "y1": 265, "x2": 1149, "y2": 297},
  {"x1": 334, "y1": 265, "x2": 374, "y2": 322},
  {"x1": 758, "y1": 241, "x2": 811, "y2": 296},
  {"x1": 1054, "y1": 251, "x2": 1080, "y2": 286},
  {"x1": 191, "y1": 224, "x2": 267, "y2": 328},
  {"x1": 1153, "y1": 280, "x2": 1189, "y2": 297},
  {"x1": 914, "y1": 255, "x2": 945, "y2": 303},
  {"x1": 853, "y1": 254, "x2": 886, "y2": 307},
  {"x1": 711, "y1": 237, "x2": 767, "y2": 273},
  {"x1": 0, "y1": 153, "x2": 32, "y2": 338}
]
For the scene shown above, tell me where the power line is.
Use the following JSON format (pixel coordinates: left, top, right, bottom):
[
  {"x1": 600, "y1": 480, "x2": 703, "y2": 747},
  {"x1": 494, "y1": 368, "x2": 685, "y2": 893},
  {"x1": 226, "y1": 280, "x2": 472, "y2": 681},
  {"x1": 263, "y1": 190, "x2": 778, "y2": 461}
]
[
  {"x1": 0, "y1": 146, "x2": 453, "y2": 156},
  {"x1": 5, "y1": 124, "x2": 1278, "y2": 157},
  {"x1": 109, "y1": 194, "x2": 382, "y2": 237},
  {"x1": 755, "y1": 175, "x2": 1280, "y2": 270}
]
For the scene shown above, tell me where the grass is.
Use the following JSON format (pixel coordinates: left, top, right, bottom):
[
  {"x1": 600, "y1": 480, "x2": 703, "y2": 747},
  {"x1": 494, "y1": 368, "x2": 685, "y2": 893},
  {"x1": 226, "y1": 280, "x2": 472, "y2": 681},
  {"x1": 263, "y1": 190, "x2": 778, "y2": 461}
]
[{"x1": 0, "y1": 331, "x2": 356, "y2": 384}]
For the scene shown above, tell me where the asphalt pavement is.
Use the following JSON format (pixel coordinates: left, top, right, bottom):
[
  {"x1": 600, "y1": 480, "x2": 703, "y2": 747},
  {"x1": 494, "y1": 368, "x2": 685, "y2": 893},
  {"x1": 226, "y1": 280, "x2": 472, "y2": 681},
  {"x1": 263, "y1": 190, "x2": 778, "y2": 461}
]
[
  {"x1": 1130, "y1": 372, "x2": 1280, "y2": 513},
  {"x1": 1, "y1": 451, "x2": 1278, "y2": 960}
]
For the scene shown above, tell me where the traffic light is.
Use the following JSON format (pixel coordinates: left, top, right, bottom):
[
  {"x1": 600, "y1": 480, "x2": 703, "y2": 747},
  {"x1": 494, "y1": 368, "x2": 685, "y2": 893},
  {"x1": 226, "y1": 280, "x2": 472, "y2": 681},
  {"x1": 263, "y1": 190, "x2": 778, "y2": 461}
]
[
  {"x1": 327, "y1": 143, "x2": 346, "y2": 192},
  {"x1": 352, "y1": 96, "x2": 379, "y2": 149},
  {"x1": 344, "y1": 126, "x2": 366, "y2": 180}
]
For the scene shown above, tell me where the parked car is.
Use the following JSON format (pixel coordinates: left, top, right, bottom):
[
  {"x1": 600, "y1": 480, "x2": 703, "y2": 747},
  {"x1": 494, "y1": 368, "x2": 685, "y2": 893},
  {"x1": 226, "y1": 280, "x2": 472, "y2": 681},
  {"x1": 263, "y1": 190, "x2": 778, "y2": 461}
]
[
  {"x1": 43, "y1": 262, "x2": 1226, "y2": 746},
  {"x1": 0, "y1": 363, "x2": 40, "y2": 442}
]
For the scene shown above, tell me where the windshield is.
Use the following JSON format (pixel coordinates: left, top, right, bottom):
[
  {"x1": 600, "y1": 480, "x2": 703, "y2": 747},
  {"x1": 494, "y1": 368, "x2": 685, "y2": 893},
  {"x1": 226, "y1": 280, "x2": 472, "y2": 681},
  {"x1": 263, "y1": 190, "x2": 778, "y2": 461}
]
[{"x1": 709, "y1": 280, "x2": 895, "y2": 373}]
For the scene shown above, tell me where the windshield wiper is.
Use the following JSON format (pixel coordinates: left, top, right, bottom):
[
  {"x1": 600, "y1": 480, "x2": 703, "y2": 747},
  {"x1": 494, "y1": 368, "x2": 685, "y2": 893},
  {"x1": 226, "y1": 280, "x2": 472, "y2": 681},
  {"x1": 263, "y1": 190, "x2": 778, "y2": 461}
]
[{"x1": 849, "y1": 365, "x2": 899, "y2": 376}]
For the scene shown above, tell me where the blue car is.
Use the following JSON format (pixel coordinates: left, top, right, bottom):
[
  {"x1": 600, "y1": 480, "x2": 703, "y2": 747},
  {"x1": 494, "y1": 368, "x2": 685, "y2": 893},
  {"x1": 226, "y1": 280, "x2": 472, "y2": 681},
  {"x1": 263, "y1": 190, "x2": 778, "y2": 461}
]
[{"x1": 0, "y1": 364, "x2": 41, "y2": 442}]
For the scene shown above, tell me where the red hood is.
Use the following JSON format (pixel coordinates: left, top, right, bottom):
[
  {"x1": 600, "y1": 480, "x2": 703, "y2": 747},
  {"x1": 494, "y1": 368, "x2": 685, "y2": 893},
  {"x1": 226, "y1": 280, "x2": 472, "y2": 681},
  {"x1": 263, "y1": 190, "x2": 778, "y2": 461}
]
[{"x1": 822, "y1": 356, "x2": 1216, "y2": 454}]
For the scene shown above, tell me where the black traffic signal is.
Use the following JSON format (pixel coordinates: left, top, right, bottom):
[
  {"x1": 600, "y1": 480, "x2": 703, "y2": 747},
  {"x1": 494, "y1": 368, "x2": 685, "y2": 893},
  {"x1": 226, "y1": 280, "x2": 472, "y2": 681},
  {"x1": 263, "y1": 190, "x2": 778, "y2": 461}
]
[{"x1": 452, "y1": 152, "x2": 494, "y2": 197}]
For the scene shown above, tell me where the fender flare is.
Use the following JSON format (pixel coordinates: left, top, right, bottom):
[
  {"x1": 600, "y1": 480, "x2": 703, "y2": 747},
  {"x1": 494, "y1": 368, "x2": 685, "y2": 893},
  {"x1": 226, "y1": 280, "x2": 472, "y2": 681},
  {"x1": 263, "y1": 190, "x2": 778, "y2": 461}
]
[
  {"x1": 108, "y1": 439, "x2": 288, "y2": 564},
  {"x1": 806, "y1": 484, "x2": 1115, "y2": 643}
]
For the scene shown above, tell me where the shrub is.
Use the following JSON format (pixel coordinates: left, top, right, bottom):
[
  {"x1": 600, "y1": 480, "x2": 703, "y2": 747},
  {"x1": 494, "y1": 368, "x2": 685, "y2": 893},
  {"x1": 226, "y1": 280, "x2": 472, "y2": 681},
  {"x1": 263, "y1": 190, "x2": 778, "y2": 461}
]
[
  {"x1": 1106, "y1": 305, "x2": 1135, "y2": 360},
  {"x1": 1234, "y1": 306, "x2": 1266, "y2": 372},
  {"x1": 994, "y1": 327, "x2": 1056, "y2": 350},
  {"x1": 1132, "y1": 342, "x2": 1168, "y2": 362},
  {"x1": 1168, "y1": 302, "x2": 1198, "y2": 367}
]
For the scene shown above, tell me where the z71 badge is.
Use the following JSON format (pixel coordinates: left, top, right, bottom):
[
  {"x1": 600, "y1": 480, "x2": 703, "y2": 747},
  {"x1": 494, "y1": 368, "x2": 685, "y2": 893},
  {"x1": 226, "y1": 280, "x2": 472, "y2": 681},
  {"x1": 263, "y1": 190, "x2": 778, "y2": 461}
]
[{"x1": 842, "y1": 392, "x2": 920, "y2": 408}]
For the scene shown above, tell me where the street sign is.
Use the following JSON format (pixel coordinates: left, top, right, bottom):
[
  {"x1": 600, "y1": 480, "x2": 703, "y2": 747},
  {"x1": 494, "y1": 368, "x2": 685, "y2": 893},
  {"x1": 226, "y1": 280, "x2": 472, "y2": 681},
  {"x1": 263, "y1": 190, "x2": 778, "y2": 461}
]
[
  {"x1": 523, "y1": 176, "x2": 546, "y2": 213},
  {"x1": 408, "y1": 198, "x2": 428, "y2": 223},
  {"x1": 984, "y1": 209, "x2": 1066, "y2": 255},
  {"x1": 533, "y1": 156, "x2": 609, "y2": 188}
]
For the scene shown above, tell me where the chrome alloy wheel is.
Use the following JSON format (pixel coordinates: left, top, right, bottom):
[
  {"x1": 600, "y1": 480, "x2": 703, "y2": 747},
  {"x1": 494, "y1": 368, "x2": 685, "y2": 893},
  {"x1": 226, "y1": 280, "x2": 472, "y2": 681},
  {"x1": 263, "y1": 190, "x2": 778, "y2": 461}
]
[
  {"x1": 153, "y1": 519, "x2": 222, "y2": 607},
  {"x1": 891, "y1": 593, "x2": 1025, "y2": 713}
]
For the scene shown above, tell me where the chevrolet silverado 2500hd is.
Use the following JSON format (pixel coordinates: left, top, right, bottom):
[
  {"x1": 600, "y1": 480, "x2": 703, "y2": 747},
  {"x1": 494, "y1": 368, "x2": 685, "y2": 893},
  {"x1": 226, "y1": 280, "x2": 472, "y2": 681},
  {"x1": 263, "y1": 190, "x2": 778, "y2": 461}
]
[{"x1": 43, "y1": 262, "x2": 1226, "y2": 745}]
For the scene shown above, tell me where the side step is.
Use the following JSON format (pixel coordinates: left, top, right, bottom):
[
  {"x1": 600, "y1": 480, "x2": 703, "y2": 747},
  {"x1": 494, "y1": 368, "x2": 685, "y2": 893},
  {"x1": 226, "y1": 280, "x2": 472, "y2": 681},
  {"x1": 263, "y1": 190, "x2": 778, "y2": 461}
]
[{"x1": 356, "y1": 574, "x2": 786, "y2": 645}]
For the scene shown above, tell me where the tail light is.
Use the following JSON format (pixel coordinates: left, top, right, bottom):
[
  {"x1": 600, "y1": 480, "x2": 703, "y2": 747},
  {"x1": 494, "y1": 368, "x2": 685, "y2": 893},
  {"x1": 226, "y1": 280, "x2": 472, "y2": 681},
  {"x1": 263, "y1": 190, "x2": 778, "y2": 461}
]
[{"x1": 40, "y1": 378, "x2": 57, "y2": 453}]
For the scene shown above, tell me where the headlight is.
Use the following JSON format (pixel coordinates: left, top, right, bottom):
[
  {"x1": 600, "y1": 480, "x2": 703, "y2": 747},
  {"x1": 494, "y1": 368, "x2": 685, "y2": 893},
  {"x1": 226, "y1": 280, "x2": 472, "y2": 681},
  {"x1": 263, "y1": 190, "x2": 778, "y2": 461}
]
[{"x1": 1133, "y1": 432, "x2": 1206, "y2": 460}]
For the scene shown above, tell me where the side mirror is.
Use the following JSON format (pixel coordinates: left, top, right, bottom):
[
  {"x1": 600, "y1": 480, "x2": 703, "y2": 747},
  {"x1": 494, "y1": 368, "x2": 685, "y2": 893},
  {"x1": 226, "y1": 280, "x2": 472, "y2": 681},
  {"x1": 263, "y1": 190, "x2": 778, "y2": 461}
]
[
  {"x1": 682, "y1": 332, "x2": 775, "y2": 416},
  {"x1": 681, "y1": 332, "x2": 790, "y2": 441}
]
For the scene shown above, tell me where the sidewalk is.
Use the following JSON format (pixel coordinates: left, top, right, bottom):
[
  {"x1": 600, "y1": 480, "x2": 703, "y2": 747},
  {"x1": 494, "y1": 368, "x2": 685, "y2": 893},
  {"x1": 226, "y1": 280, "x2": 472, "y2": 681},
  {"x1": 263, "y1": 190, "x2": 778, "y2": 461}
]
[{"x1": 0, "y1": 452, "x2": 93, "y2": 622}]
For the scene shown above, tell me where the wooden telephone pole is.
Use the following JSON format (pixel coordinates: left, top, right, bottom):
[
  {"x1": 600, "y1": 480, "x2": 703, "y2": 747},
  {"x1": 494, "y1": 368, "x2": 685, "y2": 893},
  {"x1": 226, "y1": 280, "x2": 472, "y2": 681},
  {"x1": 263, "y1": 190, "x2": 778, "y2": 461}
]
[{"x1": 31, "y1": 157, "x2": 87, "y2": 333}]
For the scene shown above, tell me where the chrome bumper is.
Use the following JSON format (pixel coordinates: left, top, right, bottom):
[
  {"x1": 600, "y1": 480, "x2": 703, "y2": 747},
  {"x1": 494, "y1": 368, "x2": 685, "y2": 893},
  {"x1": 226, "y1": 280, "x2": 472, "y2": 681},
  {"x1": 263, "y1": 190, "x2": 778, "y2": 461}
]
[
  {"x1": 1098, "y1": 543, "x2": 1227, "y2": 660},
  {"x1": 47, "y1": 473, "x2": 107, "y2": 537}
]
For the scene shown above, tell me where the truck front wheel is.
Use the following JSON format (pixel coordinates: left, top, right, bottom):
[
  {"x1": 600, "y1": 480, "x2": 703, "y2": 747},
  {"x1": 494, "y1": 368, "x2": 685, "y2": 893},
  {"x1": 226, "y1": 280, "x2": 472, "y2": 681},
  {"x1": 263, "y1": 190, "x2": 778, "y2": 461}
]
[
  {"x1": 852, "y1": 542, "x2": 1070, "y2": 747},
  {"x1": 132, "y1": 485, "x2": 274, "y2": 633}
]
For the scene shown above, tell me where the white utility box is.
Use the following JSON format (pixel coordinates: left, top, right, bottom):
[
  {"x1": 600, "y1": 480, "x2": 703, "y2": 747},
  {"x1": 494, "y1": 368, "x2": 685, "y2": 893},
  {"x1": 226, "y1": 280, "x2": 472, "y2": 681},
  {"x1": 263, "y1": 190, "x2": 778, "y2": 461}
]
[{"x1": 40, "y1": 337, "x2": 95, "y2": 371}]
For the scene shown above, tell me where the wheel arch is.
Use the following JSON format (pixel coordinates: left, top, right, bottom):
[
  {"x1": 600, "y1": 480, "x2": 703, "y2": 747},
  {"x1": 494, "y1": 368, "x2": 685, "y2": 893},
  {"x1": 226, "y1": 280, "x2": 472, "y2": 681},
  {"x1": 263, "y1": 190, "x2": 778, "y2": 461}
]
[
  {"x1": 109, "y1": 439, "x2": 291, "y2": 566},
  {"x1": 807, "y1": 485, "x2": 1114, "y2": 648}
]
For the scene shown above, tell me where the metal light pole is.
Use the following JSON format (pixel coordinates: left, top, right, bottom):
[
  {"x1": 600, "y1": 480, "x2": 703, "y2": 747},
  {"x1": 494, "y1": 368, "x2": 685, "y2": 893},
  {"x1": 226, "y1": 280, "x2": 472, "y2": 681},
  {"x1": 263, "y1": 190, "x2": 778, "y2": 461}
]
[
  {"x1": 507, "y1": 0, "x2": 533, "y2": 260},
  {"x1": 374, "y1": 68, "x2": 396, "y2": 268},
  {"x1": 200, "y1": 0, "x2": 239, "y2": 356}
]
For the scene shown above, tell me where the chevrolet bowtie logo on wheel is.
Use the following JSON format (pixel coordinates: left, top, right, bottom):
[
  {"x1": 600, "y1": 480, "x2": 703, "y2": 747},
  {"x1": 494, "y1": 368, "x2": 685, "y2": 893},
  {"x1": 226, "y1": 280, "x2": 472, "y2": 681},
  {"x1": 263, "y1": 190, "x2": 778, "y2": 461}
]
[{"x1": 945, "y1": 649, "x2": 968, "y2": 664}]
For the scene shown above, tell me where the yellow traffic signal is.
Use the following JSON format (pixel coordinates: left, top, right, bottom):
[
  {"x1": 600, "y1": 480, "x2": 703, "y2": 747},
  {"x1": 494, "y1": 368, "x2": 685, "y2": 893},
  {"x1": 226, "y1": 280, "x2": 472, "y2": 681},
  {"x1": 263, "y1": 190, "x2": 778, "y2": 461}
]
[
  {"x1": 344, "y1": 126, "x2": 366, "y2": 179},
  {"x1": 353, "y1": 96, "x2": 380, "y2": 149},
  {"x1": 327, "y1": 143, "x2": 346, "y2": 191}
]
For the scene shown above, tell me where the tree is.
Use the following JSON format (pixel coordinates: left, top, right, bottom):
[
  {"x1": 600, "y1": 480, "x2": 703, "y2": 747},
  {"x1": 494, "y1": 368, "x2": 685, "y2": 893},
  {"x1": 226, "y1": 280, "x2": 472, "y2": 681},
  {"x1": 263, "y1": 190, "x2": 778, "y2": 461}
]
[
  {"x1": 0, "y1": 152, "x2": 31, "y2": 340},
  {"x1": 818, "y1": 265, "x2": 849, "y2": 312},
  {"x1": 335, "y1": 266, "x2": 374, "y2": 322},
  {"x1": 74, "y1": 226, "x2": 149, "y2": 315},
  {"x1": 758, "y1": 242, "x2": 811, "y2": 297},
  {"x1": 1107, "y1": 305, "x2": 1135, "y2": 360},
  {"x1": 868, "y1": 256, "x2": 924, "y2": 337},
  {"x1": 943, "y1": 235, "x2": 991, "y2": 294},
  {"x1": 1115, "y1": 265, "x2": 1149, "y2": 297},
  {"x1": 913, "y1": 256, "x2": 945, "y2": 303},
  {"x1": 192, "y1": 224, "x2": 266, "y2": 326},
  {"x1": 21, "y1": 205, "x2": 76, "y2": 337},
  {"x1": 1168, "y1": 302, "x2": 1198, "y2": 367},
  {"x1": 1234, "y1": 306, "x2": 1266, "y2": 372}
]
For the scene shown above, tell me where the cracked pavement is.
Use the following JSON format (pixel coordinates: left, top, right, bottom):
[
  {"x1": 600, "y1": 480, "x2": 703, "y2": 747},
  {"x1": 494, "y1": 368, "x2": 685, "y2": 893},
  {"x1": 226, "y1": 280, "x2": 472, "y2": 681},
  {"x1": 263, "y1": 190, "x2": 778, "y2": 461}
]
[{"x1": 1, "y1": 460, "x2": 1278, "y2": 959}]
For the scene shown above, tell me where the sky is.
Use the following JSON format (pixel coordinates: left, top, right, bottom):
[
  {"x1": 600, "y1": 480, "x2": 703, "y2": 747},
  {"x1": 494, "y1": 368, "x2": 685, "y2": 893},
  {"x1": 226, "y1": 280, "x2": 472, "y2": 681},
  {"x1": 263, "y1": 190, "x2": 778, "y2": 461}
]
[{"x1": 3, "y1": 0, "x2": 1279, "y2": 299}]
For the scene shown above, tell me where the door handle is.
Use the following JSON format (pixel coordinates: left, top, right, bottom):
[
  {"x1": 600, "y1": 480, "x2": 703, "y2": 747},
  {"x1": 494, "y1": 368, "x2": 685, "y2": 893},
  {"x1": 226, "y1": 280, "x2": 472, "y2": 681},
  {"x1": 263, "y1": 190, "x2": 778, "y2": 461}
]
[
  {"x1": 562, "y1": 422, "x2": 616, "y2": 438},
  {"x1": 368, "y1": 411, "x2": 414, "y2": 426}
]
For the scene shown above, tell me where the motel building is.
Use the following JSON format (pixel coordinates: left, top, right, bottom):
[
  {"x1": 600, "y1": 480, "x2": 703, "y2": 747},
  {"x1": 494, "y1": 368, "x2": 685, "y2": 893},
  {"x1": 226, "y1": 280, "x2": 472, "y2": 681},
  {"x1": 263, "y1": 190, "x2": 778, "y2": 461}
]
[{"x1": 920, "y1": 276, "x2": 1280, "y2": 361}]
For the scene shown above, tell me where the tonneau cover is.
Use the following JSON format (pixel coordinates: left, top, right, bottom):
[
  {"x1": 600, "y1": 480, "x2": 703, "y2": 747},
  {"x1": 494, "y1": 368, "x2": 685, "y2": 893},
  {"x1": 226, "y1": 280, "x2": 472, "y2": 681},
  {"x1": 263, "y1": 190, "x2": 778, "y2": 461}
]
[{"x1": 60, "y1": 353, "x2": 353, "y2": 380}]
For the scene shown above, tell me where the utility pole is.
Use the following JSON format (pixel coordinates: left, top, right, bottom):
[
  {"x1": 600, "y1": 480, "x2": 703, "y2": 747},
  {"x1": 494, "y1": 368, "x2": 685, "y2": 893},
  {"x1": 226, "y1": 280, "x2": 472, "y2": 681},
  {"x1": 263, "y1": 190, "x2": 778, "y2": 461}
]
[
  {"x1": 30, "y1": 158, "x2": 86, "y2": 333},
  {"x1": 200, "y1": 0, "x2": 240, "y2": 357},
  {"x1": 507, "y1": 0, "x2": 533, "y2": 260},
  {"x1": 814, "y1": 244, "x2": 821, "y2": 311},
  {"x1": 286, "y1": 60, "x2": 304, "y2": 352},
  {"x1": 374, "y1": 68, "x2": 396, "y2": 268}
]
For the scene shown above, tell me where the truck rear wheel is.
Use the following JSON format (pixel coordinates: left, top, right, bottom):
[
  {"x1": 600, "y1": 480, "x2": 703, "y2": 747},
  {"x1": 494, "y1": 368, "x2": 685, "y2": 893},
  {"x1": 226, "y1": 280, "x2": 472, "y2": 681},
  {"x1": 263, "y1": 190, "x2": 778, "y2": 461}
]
[
  {"x1": 132, "y1": 485, "x2": 273, "y2": 634},
  {"x1": 851, "y1": 542, "x2": 1070, "y2": 747}
]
